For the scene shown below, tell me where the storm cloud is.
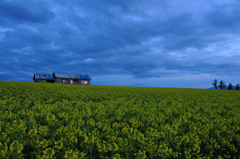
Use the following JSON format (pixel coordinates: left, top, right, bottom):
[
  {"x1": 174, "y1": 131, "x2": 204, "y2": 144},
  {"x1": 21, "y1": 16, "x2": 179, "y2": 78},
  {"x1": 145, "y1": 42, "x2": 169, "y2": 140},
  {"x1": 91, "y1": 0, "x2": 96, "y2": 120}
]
[{"x1": 1, "y1": 0, "x2": 240, "y2": 88}]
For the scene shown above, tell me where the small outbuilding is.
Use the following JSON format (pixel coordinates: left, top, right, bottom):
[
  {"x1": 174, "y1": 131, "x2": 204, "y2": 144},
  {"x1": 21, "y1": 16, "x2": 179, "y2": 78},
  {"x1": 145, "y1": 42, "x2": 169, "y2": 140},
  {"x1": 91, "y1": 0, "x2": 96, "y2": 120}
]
[
  {"x1": 33, "y1": 73, "x2": 55, "y2": 83},
  {"x1": 33, "y1": 72, "x2": 91, "y2": 85}
]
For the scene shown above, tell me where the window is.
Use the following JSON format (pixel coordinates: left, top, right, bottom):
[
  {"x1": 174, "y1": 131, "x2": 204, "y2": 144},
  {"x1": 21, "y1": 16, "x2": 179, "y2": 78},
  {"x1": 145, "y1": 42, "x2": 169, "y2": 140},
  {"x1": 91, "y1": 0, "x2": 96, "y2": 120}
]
[
  {"x1": 84, "y1": 81, "x2": 88, "y2": 85},
  {"x1": 70, "y1": 80, "x2": 73, "y2": 84}
]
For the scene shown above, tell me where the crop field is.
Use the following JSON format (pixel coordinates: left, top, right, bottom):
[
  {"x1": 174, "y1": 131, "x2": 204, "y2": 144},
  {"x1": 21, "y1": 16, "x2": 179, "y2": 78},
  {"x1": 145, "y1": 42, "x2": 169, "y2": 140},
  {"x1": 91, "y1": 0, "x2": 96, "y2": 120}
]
[{"x1": 0, "y1": 81, "x2": 240, "y2": 158}]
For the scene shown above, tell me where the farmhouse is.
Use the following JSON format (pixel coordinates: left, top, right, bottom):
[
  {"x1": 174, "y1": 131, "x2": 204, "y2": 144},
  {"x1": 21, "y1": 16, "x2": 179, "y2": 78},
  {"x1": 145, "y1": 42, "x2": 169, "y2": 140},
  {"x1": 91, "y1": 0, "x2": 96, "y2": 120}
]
[{"x1": 33, "y1": 72, "x2": 91, "y2": 85}]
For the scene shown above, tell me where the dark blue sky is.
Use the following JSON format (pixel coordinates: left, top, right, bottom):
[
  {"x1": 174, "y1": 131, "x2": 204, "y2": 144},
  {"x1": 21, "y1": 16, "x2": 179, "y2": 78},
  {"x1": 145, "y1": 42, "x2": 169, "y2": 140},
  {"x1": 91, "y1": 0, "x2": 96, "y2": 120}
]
[{"x1": 1, "y1": 0, "x2": 240, "y2": 88}]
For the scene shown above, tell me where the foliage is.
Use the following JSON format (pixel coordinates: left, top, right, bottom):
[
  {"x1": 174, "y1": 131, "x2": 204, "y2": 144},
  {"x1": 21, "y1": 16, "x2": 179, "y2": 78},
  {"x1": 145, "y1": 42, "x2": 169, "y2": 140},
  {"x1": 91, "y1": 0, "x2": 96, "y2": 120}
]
[
  {"x1": 1, "y1": 81, "x2": 240, "y2": 158},
  {"x1": 218, "y1": 80, "x2": 227, "y2": 90},
  {"x1": 212, "y1": 79, "x2": 218, "y2": 89},
  {"x1": 235, "y1": 84, "x2": 240, "y2": 90},
  {"x1": 227, "y1": 83, "x2": 233, "y2": 90},
  {"x1": 39, "y1": 80, "x2": 47, "y2": 83}
]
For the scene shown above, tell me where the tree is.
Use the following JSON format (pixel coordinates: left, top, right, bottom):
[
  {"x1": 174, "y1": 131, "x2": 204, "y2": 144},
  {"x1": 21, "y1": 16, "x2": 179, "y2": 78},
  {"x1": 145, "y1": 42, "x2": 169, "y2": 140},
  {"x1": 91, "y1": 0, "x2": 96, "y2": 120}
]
[
  {"x1": 227, "y1": 83, "x2": 233, "y2": 90},
  {"x1": 212, "y1": 79, "x2": 218, "y2": 89},
  {"x1": 236, "y1": 84, "x2": 240, "y2": 90},
  {"x1": 218, "y1": 80, "x2": 226, "y2": 90}
]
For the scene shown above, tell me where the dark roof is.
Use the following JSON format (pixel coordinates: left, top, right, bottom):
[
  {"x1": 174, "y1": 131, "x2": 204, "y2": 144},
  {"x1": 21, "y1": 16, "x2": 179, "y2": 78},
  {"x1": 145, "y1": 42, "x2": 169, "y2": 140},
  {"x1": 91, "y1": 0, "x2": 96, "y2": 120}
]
[
  {"x1": 77, "y1": 74, "x2": 91, "y2": 80},
  {"x1": 53, "y1": 72, "x2": 79, "y2": 79},
  {"x1": 33, "y1": 73, "x2": 54, "y2": 80}
]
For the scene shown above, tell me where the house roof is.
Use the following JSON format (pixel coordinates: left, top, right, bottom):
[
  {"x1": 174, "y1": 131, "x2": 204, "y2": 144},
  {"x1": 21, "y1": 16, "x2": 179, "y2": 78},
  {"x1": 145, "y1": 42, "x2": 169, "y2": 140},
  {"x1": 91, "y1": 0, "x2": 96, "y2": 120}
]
[
  {"x1": 33, "y1": 73, "x2": 54, "y2": 80},
  {"x1": 77, "y1": 74, "x2": 91, "y2": 80},
  {"x1": 53, "y1": 72, "x2": 80, "y2": 79}
]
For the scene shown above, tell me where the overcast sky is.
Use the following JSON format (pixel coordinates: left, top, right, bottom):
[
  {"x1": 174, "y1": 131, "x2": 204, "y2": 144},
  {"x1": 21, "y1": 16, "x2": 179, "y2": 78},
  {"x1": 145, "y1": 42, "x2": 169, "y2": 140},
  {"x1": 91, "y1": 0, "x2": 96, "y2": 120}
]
[{"x1": 1, "y1": 0, "x2": 240, "y2": 88}]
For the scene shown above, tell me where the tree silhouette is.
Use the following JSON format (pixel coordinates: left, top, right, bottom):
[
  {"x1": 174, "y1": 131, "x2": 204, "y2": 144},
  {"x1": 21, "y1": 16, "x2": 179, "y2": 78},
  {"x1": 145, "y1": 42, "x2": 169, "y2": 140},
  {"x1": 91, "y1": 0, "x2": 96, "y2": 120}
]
[
  {"x1": 212, "y1": 79, "x2": 218, "y2": 89},
  {"x1": 218, "y1": 80, "x2": 226, "y2": 90},
  {"x1": 236, "y1": 84, "x2": 240, "y2": 90},
  {"x1": 227, "y1": 83, "x2": 233, "y2": 90}
]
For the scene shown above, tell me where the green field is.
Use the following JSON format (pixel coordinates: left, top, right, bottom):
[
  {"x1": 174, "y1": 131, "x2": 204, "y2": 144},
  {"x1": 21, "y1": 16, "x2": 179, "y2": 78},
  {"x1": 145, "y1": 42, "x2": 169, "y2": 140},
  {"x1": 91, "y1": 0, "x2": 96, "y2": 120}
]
[{"x1": 0, "y1": 81, "x2": 240, "y2": 158}]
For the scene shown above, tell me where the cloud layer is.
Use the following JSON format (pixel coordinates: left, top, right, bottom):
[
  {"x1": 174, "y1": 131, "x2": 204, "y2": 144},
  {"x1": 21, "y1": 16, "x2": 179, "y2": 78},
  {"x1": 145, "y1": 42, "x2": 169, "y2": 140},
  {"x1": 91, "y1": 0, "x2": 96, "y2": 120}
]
[{"x1": 1, "y1": 0, "x2": 240, "y2": 88}]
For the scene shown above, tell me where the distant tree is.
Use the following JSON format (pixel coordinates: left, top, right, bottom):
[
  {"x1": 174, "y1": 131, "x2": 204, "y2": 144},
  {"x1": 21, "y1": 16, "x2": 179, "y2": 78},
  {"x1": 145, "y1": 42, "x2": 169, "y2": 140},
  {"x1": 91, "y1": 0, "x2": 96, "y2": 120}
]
[
  {"x1": 218, "y1": 80, "x2": 226, "y2": 90},
  {"x1": 212, "y1": 79, "x2": 218, "y2": 89},
  {"x1": 227, "y1": 83, "x2": 233, "y2": 90},
  {"x1": 235, "y1": 84, "x2": 240, "y2": 90}
]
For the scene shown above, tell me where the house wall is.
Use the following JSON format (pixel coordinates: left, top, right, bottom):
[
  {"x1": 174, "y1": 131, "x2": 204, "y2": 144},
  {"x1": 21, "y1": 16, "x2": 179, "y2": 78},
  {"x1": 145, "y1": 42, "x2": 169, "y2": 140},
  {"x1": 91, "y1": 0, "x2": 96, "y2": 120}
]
[
  {"x1": 55, "y1": 78, "x2": 62, "y2": 83},
  {"x1": 34, "y1": 79, "x2": 55, "y2": 83},
  {"x1": 69, "y1": 79, "x2": 79, "y2": 84},
  {"x1": 78, "y1": 80, "x2": 82, "y2": 84},
  {"x1": 45, "y1": 77, "x2": 91, "y2": 85},
  {"x1": 87, "y1": 80, "x2": 90, "y2": 85},
  {"x1": 62, "y1": 79, "x2": 69, "y2": 84},
  {"x1": 55, "y1": 78, "x2": 79, "y2": 84},
  {"x1": 73, "y1": 80, "x2": 78, "y2": 84},
  {"x1": 78, "y1": 79, "x2": 90, "y2": 85}
]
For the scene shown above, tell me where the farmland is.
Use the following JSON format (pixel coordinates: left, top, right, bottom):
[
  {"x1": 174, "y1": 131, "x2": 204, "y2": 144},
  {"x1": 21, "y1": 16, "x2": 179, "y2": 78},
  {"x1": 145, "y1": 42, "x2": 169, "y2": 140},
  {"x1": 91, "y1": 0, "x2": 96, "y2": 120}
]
[{"x1": 0, "y1": 81, "x2": 240, "y2": 158}]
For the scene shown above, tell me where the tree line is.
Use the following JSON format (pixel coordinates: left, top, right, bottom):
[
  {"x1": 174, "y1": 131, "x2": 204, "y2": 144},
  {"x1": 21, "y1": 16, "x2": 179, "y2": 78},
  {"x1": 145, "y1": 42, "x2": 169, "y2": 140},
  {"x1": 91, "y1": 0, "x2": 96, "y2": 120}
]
[{"x1": 212, "y1": 79, "x2": 240, "y2": 90}]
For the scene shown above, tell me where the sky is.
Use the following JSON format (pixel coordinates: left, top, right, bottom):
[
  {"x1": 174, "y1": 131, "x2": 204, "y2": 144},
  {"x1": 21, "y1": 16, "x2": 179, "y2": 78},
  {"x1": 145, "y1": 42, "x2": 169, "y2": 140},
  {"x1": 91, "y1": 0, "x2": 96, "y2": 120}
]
[{"x1": 1, "y1": 0, "x2": 240, "y2": 88}]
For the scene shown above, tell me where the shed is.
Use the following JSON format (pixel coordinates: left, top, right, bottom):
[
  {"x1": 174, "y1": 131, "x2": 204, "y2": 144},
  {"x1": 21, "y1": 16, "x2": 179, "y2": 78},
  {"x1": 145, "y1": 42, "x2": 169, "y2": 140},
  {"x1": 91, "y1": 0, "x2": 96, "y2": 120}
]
[
  {"x1": 33, "y1": 73, "x2": 55, "y2": 83},
  {"x1": 53, "y1": 72, "x2": 91, "y2": 85},
  {"x1": 33, "y1": 72, "x2": 91, "y2": 85},
  {"x1": 77, "y1": 74, "x2": 91, "y2": 85}
]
